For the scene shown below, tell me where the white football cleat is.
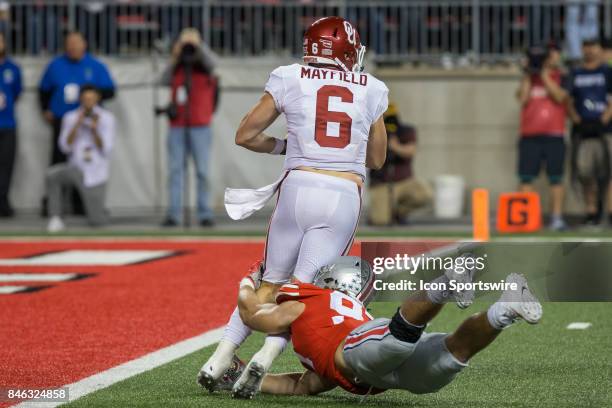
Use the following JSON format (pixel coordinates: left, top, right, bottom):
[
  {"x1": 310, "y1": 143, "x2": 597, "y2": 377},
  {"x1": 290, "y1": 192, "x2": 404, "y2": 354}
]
[
  {"x1": 498, "y1": 273, "x2": 542, "y2": 324},
  {"x1": 198, "y1": 354, "x2": 245, "y2": 393},
  {"x1": 231, "y1": 361, "x2": 265, "y2": 399},
  {"x1": 47, "y1": 216, "x2": 65, "y2": 233},
  {"x1": 445, "y1": 253, "x2": 476, "y2": 309}
]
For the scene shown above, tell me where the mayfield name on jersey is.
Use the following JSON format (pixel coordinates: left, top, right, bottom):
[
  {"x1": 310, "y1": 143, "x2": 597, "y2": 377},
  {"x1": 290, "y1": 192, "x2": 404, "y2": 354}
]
[
  {"x1": 300, "y1": 66, "x2": 368, "y2": 86},
  {"x1": 276, "y1": 282, "x2": 373, "y2": 394}
]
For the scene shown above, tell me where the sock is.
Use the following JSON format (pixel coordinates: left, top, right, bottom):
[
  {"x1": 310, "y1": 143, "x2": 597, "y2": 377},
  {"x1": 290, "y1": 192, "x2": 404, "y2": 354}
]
[
  {"x1": 222, "y1": 307, "x2": 252, "y2": 347},
  {"x1": 250, "y1": 333, "x2": 290, "y2": 371},
  {"x1": 202, "y1": 307, "x2": 251, "y2": 378},
  {"x1": 202, "y1": 339, "x2": 237, "y2": 378},
  {"x1": 486, "y1": 302, "x2": 514, "y2": 330},
  {"x1": 425, "y1": 274, "x2": 451, "y2": 304}
]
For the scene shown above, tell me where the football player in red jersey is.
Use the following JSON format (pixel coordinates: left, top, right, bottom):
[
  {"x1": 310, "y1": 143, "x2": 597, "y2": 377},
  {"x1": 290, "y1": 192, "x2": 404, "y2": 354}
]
[{"x1": 230, "y1": 255, "x2": 542, "y2": 399}]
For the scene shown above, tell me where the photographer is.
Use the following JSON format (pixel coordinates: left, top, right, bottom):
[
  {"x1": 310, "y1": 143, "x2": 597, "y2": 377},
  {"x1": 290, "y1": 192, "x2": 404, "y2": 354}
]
[
  {"x1": 368, "y1": 104, "x2": 432, "y2": 226},
  {"x1": 566, "y1": 38, "x2": 612, "y2": 226},
  {"x1": 159, "y1": 28, "x2": 219, "y2": 227},
  {"x1": 516, "y1": 42, "x2": 568, "y2": 231},
  {"x1": 45, "y1": 85, "x2": 116, "y2": 232}
]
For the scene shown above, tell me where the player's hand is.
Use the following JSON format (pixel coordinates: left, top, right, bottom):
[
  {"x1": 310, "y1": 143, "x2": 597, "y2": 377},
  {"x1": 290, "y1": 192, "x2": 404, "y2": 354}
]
[
  {"x1": 601, "y1": 112, "x2": 612, "y2": 126},
  {"x1": 239, "y1": 260, "x2": 263, "y2": 290}
]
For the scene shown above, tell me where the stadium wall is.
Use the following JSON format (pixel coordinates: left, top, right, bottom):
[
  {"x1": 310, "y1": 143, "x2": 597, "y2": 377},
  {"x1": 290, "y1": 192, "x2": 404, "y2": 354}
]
[{"x1": 10, "y1": 58, "x2": 583, "y2": 216}]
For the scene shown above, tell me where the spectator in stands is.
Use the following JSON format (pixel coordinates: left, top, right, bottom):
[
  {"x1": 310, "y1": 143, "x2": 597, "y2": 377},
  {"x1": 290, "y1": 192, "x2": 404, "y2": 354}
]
[
  {"x1": 46, "y1": 85, "x2": 115, "y2": 233},
  {"x1": 567, "y1": 38, "x2": 612, "y2": 226},
  {"x1": 565, "y1": 0, "x2": 600, "y2": 64},
  {"x1": 39, "y1": 31, "x2": 115, "y2": 214},
  {"x1": 0, "y1": 32, "x2": 22, "y2": 217},
  {"x1": 368, "y1": 104, "x2": 432, "y2": 226},
  {"x1": 516, "y1": 42, "x2": 568, "y2": 231},
  {"x1": 159, "y1": 28, "x2": 219, "y2": 227}
]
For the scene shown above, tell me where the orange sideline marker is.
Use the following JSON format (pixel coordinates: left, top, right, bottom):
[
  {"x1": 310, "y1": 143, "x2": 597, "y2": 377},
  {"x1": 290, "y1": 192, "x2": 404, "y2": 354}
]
[{"x1": 472, "y1": 188, "x2": 490, "y2": 241}]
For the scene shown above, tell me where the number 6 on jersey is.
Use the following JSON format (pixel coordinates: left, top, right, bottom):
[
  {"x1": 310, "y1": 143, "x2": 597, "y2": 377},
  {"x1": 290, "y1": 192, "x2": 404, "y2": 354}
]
[{"x1": 314, "y1": 85, "x2": 353, "y2": 149}]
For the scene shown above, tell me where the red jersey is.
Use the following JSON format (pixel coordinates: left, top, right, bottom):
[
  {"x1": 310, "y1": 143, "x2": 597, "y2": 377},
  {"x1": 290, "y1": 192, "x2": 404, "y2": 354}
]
[
  {"x1": 276, "y1": 282, "x2": 373, "y2": 394},
  {"x1": 520, "y1": 70, "x2": 567, "y2": 137}
]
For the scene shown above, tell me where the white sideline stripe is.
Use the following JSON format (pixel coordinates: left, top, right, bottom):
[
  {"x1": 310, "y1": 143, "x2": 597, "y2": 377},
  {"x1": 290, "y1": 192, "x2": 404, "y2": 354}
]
[
  {"x1": 0, "y1": 250, "x2": 174, "y2": 266},
  {"x1": 566, "y1": 322, "x2": 592, "y2": 330},
  {"x1": 0, "y1": 285, "x2": 29, "y2": 294},
  {"x1": 0, "y1": 273, "x2": 78, "y2": 282},
  {"x1": 14, "y1": 327, "x2": 224, "y2": 408}
]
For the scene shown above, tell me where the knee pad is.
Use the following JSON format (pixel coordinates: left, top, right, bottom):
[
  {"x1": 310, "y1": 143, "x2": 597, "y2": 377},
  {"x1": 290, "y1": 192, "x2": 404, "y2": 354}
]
[{"x1": 389, "y1": 308, "x2": 424, "y2": 343}]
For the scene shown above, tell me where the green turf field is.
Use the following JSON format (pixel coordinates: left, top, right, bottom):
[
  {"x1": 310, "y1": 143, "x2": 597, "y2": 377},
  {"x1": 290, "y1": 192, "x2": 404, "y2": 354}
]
[{"x1": 66, "y1": 302, "x2": 611, "y2": 408}]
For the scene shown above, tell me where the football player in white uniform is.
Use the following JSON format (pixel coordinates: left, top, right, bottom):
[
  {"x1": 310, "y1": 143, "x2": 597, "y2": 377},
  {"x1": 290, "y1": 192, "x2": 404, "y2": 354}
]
[{"x1": 198, "y1": 16, "x2": 389, "y2": 395}]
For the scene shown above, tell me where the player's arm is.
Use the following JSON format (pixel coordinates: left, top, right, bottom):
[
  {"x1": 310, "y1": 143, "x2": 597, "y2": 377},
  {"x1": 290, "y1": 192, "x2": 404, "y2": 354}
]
[
  {"x1": 261, "y1": 370, "x2": 337, "y2": 395},
  {"x1": 237, "y1": 284, "x2": 304, "y2": 334},
  {"x1": 235, "y1": 92, "x2": 285, "y2": 154},
  {"x1": 366, "y1": 115, "x2": 387, "y2": 169}
]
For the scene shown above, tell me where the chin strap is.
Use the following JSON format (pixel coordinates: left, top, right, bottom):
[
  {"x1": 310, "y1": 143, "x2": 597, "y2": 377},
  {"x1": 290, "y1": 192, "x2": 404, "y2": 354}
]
[{"x1": 356, "y1": 45, "x2": 366, "y2": 72}]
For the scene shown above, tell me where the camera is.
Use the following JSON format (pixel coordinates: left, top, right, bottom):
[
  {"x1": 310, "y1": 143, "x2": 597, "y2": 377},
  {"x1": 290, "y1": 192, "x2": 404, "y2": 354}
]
[
  {"x1": 525, "y1": 46, "x2": 549, "y2": 74},
  {"x1": 154, "y1": 103, "x2": 178, "y2": 120},
  {"x1": 178, "y1": 43, "x2": 200, "y2": 67}
]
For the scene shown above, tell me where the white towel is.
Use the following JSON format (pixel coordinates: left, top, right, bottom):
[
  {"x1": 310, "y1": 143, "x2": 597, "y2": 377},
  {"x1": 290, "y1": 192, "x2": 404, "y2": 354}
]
[{"x1": 224, "y1": 172, "x2": 287, "y2": 220}]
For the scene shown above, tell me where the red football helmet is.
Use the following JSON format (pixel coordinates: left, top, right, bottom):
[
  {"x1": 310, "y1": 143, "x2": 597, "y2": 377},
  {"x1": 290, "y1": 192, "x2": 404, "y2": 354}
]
[{"x1": 303, "y1": 16, "x2": 366, "y2": 72}]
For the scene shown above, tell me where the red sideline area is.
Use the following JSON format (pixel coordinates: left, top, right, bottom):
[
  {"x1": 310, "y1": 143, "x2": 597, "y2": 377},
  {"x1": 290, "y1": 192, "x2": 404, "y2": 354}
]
[{"x1": 0, "y1": 240, "x2": 266, "y2": 399}]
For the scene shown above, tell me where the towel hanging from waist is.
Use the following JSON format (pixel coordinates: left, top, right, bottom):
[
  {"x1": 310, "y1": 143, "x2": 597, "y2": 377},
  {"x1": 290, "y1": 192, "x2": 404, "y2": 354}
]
[{"x1": 224, "y1": 171, "x2": 289, "y2": 220}]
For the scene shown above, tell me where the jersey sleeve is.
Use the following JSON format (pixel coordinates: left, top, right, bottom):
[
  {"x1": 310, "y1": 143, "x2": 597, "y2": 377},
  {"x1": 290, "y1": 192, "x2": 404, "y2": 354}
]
[
  {"x1": 275, "y1": 283, "x2": 300, "y2": 304},
  {"x1": 264, "y1": 66, "x2": 286, "y2": 113},
  {"x1": 369, "y1": 79, "x2": 389, "y2": 123}
]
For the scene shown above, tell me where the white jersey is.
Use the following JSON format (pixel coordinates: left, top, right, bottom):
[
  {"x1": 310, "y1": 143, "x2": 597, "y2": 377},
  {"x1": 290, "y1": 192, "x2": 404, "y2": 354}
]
[{"x1": 265, "y1": 63, "x2": 388, "y2": 179}]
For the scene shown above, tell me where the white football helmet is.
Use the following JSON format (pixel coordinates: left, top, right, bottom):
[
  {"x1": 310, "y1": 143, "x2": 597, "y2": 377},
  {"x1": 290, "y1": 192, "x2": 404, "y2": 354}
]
[{"x1": 313, "y1": 256, "x2": 375, "y2": 304}]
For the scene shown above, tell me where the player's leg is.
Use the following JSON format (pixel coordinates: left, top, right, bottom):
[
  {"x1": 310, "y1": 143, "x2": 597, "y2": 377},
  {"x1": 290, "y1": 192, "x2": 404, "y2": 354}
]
[
  {"x1": 390, "y1": 273, "x2": 542, "y2": 395},
  {"x1": 233, "y1": 172, "x2": 361, "y2": 399},
  {"x1": 341, "y1": 253, "x2": 478, "y2": 390},
  {"x1": 445, "y1": 273, "x2": 542, "y2": 363},
  {"x1": 199, "y1": 176, "x2": 303, "y2": 391}
]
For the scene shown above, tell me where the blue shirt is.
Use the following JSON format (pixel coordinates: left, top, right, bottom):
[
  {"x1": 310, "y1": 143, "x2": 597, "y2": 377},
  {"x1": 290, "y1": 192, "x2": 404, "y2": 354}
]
[
  {"x1": 39, "y1": 53, "x2": 115, "y2": 118},
  {"x1": 0, "y1": 58, "x2": 22, "y2": 129},
  {"x1": 567, "y1": 64, "x2": 612, "y2": 122}
]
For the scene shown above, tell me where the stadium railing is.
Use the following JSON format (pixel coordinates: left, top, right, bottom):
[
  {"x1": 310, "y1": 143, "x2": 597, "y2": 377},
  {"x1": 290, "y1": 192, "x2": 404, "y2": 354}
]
[{"x1": 1, "y1": 0, "x2": 611, "y2": 63}]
